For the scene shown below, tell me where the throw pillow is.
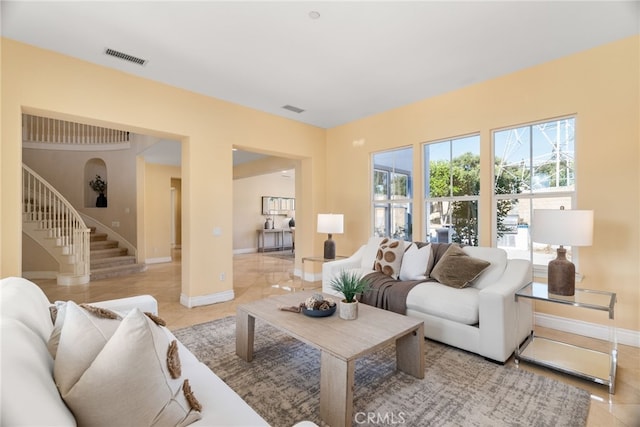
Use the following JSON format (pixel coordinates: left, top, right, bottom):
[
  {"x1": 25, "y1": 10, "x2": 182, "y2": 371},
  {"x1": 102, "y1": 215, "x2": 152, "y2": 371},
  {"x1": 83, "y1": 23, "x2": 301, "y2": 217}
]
[
  {"x1": 47, "y1": 301, "x2": 67, "y2": 358},
  {"x1": 429, "y1": 244, "x2": 490, "y2": 288},
  {"x1": 58, "y1": 308, "x2": 201, "y2": 427},
  {"x1": 373, "y1": 238, "x2": 405, "y2": 279},
  {"x1": 52, "y1": 301, "x2": 122, "y2": 391},
  {"x1": 399, "y1": 243, "x2": 432, "y2": 281}
]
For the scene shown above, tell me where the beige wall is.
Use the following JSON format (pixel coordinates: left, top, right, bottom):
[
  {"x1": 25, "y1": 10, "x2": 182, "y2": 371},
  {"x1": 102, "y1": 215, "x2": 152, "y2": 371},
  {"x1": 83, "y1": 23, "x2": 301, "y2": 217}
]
[
  {"x1": 327, "y1": 36, "x2": 639, "y2": 332},
  {"x1": 22, "y1": 235, "x2": 57, "y2": 273},
  {"x1": 1, "y1": 38, "x2": 327, "y2": 303},
  {"x1": 143, "y1": 163, "x2": 181, "y2": 263},
  {"x1": 171, "y1": 177, "x2": 182, "y2": 247},
  {"x1": 233, "y1": 170, "x2": 295, "y2": 251}
]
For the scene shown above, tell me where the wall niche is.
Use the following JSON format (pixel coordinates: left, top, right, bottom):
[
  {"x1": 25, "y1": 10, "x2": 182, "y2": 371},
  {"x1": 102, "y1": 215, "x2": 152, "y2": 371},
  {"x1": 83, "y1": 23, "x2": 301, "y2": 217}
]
[{"x1": 85, "y1": 158, "x2": 108, "y2": 208}]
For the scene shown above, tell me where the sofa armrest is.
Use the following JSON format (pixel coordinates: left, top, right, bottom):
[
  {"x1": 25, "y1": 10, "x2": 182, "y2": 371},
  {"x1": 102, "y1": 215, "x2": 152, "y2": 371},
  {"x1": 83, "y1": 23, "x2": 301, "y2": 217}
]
[
  {"x1": 477, "y1": 259, "x2": 532, "y2": 362},
  {"x1": 321, "y1": 245, "x2": 367, "y2": 295},
  {"x1": 90, "y1": 295, "x2": 159, "y2": 316}
]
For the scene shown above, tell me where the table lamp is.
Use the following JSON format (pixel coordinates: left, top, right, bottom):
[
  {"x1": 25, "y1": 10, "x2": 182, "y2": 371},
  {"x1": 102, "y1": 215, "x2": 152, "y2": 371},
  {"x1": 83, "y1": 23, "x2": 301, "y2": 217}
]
[
  {"x1": 317, "y1": 214, "x2": 344, "y2": 259},
  {"x1": 531, "y1": 207, "x2": 593, "y2": 296}
]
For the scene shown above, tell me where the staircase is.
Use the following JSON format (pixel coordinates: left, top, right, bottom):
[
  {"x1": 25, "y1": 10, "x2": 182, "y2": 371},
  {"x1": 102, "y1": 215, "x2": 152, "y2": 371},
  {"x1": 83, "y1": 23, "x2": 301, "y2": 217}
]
[
  {"x1": 89, "y1": 228, "x2": 146, "y2": 280},
  {"x1": 22, "y1": 164, "x2": 91, "y2": 285},
  {"x1": 23, "y1": 163, "x2": 145, "y2": 284}
]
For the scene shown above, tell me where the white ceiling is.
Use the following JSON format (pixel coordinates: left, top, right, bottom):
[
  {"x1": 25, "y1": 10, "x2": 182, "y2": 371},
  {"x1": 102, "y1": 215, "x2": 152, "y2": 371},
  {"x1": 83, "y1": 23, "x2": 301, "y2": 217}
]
[{"x1": 3, "y1": 1, "x2": 638, "y2": 129}]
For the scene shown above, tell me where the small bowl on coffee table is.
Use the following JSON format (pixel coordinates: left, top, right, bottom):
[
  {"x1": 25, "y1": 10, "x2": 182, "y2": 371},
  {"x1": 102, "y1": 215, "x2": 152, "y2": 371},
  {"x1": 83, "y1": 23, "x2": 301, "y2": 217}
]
[{"x1": 302, "y1": 305, "x2": 336, "y2": 318}]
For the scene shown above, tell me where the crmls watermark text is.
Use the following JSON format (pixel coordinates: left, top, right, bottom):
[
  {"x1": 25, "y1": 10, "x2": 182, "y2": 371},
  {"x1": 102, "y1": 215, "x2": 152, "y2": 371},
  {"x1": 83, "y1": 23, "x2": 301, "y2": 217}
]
[{"x1": 354, "y1": 411, "x2": 406, "y2": 425}]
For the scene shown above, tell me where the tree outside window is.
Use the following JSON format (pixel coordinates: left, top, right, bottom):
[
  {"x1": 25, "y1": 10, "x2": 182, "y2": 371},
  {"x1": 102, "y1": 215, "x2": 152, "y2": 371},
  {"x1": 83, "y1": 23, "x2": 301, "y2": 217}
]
[{"x1": 424, "y1": 135, "x2": 481, "y2": 245}]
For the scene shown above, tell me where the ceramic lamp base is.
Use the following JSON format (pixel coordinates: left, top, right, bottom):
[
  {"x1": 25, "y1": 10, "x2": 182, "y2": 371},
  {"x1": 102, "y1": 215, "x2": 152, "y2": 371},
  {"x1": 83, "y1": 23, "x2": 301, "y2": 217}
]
[
  {"x1": 547, "y1": 247, "x2": 575, "y2": 296},
  {"x1": 323, "y1": 234, "x2": 336, "y2": 259}
]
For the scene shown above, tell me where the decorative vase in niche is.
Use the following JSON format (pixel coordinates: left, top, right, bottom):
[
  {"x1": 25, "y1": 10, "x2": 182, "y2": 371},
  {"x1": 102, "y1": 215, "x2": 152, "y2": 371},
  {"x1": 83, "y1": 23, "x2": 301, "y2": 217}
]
[
  {"x1": 339, "y1": 300, "x2": 358, "y2": 320},
  {"x1": 264, "y1": 218, "x2": 273, "y2": 229},
  {"x1": 96, "y1": 193, "x2": 108, "y2": 208}
]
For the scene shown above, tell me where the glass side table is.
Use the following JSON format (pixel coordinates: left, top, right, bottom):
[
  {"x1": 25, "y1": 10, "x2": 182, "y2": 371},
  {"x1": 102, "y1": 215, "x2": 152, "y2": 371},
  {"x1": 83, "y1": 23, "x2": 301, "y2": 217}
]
[
  {"x1": 300, "y1": 256, "x2": 348, "y2": 289},
  {"x1": 514, "y1": 282, "x2": 617, "y2": 394}
]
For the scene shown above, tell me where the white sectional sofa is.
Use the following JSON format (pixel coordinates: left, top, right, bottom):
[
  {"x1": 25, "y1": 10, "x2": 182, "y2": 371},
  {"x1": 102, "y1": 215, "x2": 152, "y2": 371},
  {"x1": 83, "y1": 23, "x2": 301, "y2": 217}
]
[
  {"x1": 0, "y1": 277, "x2": 278, "y2": 427},
  {"x1": 322, "y1": 237, "x2": 533, "y2": 363}
]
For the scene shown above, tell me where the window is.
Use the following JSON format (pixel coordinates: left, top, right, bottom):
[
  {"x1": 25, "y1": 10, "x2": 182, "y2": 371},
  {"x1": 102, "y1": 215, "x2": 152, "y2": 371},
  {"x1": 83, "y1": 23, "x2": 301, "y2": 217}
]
[
  {"x1": 372, "y1": 147, "x2": 413, "y2": 241},
  {"x1": 423, "y1": 135, "x2": 481, "y2": 245},
  {"x1": 493, "y1": 117, "x2": 576, "y2": 268}
]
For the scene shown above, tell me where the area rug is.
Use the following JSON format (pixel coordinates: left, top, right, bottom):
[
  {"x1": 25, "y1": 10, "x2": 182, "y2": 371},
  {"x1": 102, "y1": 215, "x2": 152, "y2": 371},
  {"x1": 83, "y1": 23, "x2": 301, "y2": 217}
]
[{"x1": 173, "y1": 316, "x2": 590, "y2": 427}]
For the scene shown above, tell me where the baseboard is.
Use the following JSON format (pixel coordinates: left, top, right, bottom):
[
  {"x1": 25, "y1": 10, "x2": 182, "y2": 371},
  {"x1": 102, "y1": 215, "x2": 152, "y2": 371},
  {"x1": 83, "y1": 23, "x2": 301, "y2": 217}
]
[
  {"x1": 233, "y1": 248, "x2": 257, "y2": 255},
  {"x1": 145, "y1": 257, "x2": 172, "y2": 264},
  {"x1": 23, "y1": 270, "x2": 57, "y2": 280},
  {"x1": 535, "y1": 312, "x2": 639, "y2": 348},
  {"x1": 180, "y1": 289, "x2": 235, "y2": 308}
]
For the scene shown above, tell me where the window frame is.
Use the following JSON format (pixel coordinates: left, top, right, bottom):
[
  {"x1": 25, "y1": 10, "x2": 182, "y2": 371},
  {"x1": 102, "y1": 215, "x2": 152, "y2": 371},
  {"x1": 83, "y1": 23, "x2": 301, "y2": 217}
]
[
  {"x1": 491, "y1": 115, "x2": 578, "y2": 277},
  {"x1": 371, "y1": 146, "x2": 413, "y2": 241},
  {"x1": 422, "y1": 133, "x2": 481, "y2": 246}
]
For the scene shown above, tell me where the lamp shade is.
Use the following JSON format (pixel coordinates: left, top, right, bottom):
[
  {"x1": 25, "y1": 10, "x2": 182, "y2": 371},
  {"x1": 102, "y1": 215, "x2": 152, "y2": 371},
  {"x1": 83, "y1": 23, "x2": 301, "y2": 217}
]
[
  {"x1": 317, "y1": 214, "x2": 344, "y2": 234},
  {"x1": 531, "y1": 209, "x2": 593, "y2": 246}
]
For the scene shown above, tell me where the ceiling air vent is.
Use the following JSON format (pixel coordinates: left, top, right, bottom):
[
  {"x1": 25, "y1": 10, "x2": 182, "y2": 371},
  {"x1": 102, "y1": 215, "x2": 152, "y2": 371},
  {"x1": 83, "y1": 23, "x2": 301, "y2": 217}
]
[
  {"x1": 282, "y1": 105, "x2": 305, "y2": 114},
  {"x1": 105, "y1": 48, "x2": 148, "y2": 66}
]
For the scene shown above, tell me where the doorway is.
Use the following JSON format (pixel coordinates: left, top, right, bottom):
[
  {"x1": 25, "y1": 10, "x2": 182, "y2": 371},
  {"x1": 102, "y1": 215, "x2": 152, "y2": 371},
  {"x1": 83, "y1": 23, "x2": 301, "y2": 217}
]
[{"x1": 232, "y1": 149, "x2": 298, "y2": 255}]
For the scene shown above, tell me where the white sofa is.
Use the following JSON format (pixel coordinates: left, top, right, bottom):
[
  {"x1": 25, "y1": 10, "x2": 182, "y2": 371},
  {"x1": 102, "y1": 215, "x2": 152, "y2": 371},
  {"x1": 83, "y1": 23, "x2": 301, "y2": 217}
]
[
  {"x1": 322, "y1": 238, "x2": 533, "y2": 363},
  {"x1": 0, "y1": 276, "x2": 303, "y2": 427}
]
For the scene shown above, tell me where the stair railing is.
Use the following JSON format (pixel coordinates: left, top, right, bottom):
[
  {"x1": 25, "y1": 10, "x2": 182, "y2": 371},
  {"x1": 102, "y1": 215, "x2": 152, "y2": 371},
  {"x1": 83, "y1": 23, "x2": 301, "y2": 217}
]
[{"x1": 22, "y1": 164, "x2": 91, "y2": 278}]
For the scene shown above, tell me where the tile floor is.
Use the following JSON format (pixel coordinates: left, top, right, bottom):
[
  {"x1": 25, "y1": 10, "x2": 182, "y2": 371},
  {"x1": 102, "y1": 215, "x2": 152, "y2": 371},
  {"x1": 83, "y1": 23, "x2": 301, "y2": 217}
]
[{"x1": 33, "y1": 250, "x2": 639, "y2": 427}]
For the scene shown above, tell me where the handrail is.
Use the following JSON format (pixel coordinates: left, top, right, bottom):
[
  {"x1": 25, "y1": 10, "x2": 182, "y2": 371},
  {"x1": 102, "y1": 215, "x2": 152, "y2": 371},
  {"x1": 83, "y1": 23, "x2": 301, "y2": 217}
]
[{"x1": 22, "y1": 163, "x2": 91, "y2": 278}]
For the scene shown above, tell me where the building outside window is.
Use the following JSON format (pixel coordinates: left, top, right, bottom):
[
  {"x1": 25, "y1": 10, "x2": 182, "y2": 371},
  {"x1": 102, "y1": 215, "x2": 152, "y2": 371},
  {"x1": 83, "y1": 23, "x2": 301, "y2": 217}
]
[
  {"x1": 493, "y1": 116, "x2": 576, "y2": 269},
  {"x1": 423, "y1": 134, "x2": 481, "y2": 245},
  {"x1": 372, "y1": 147, "x2": 413, "y2": 241}
]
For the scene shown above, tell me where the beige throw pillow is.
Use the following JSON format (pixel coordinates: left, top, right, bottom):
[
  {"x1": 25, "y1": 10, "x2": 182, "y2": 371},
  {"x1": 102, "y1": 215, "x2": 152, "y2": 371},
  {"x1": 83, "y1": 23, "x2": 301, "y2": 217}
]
[
  {"x1": 58, "y1": 308, "x2": 201, "y2": 427},
  {"x1": 373, "y1": 238, "x2": 405, "y2": 279},
  {"x1": 52, "y1": 301, "x2": 122, "y2": 392},
  {"x1": 430, "y1": 245, "x2": 490, "y2": 288}
]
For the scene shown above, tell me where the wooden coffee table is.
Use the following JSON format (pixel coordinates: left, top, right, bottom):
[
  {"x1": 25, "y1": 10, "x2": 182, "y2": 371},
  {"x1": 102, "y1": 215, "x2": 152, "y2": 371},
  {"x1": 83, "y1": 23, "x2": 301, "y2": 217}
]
[{"x1": 236, "y1": 291, "x2": 425, "y2": 427}]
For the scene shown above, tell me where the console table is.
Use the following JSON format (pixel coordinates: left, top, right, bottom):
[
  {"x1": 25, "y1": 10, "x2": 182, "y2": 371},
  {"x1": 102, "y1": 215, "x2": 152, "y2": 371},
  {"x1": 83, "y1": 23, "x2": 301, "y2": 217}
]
[
  {"x1": 256, "y1": 229, "x2": 292, "y2": 252},
  {"x1": 514, "y1": 282, "x2": 617, "y2": 394}
]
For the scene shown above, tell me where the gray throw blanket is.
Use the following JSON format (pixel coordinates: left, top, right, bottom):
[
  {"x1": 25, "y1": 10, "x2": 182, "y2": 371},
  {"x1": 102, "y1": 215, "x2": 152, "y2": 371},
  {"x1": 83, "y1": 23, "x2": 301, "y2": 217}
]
[{"x1": 360, "y1": 242, "x2": 455, "y2": 314}]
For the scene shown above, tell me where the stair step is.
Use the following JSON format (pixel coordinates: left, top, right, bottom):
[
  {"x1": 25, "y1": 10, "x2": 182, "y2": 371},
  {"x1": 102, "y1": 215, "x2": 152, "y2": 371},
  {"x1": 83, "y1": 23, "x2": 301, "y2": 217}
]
[
  {"x1": 90, "y1": 232, "x2": 108, "y2": 242},
  {"x1": 91, "y1": 255, "x2": 136, "y2": 269},
  {"x1": 90, "y1": 247, "x2": 128, "y2": 259},
  {"x1": 90, "y1": 240, "x2": 119, "y2": 250},
  {"x1": 90, "y1": 263, "x2": 147, "y2": 281}
]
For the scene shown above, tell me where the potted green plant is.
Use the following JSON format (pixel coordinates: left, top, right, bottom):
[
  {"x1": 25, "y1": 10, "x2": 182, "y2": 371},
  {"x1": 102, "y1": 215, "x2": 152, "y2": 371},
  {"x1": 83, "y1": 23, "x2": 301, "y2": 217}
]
[
  {"x1": 329, "y1": 270, "x2": 371, "y2": 320},
  {"x1": 89, "y1": 175, "x2": 108, "y2": 207}
]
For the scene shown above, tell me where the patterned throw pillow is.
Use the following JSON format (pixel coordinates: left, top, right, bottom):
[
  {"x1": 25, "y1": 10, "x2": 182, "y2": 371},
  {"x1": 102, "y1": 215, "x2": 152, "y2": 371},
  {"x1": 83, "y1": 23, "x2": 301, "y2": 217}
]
[{"x1": 373, "y1": 238, "x2": 405, "y2": 279}]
